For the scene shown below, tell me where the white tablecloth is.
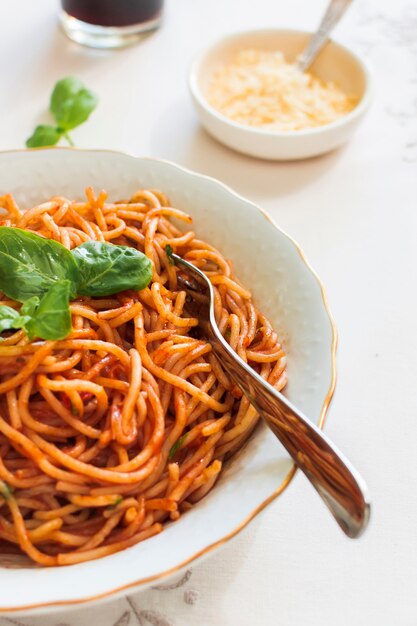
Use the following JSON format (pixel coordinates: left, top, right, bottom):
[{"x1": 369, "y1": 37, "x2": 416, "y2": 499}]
[{"x1": 1, "y1": 0, "x2": 416, "y2": 624}]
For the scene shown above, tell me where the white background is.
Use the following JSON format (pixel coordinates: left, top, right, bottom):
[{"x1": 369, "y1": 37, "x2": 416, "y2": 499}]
[{"x1": 0, "y1": 0, "x2": 416, "y2": 625}]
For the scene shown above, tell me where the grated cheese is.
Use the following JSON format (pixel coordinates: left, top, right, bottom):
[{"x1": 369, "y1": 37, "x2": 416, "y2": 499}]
[{"x1": 207, "y1": 49, "x2": 357, "y2": 131}]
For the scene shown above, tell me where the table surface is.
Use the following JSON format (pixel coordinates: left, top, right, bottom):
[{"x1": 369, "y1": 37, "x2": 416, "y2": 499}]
[{"x1": 1, "y1": 0, "x2": 416, "y2": 624}]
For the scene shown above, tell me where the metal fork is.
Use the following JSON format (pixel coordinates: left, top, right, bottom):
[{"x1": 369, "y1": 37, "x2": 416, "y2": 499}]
[{"x1": 173, "y1": 254, "x2": 370, "y2": 538}]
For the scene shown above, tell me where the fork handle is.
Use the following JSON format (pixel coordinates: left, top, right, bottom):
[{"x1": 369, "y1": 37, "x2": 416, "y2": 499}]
[{"x1": 208, "y1": 327, "x2": 370, "y2": 538}]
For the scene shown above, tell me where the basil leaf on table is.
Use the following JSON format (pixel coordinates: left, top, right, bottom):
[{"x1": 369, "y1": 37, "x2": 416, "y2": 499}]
[
  {"x1": 25, "y1": 77, "x2": 98, "y2": 148},
  {"x1": 71, "y1": 241, "x2": 152, "y2": 297},
  {"x1": 26, "y1": 280, "x2": 72, "y2": 340},
  {"x1": 26, "y1": 125, "x2": 62, "y2": 148},
  {"x1": 50, "y1": 77, "x2": 84, "y2": 121},
  {"x1": 0, "y1": 227, "x2": 78, "y2": 302},
  {"x1": 50, "y1": 77, "x2": 98, "y2": 131}
]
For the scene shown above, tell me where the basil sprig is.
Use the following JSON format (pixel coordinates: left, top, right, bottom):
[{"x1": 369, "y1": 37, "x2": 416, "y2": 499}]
[
  {"x1": 26, "y1": 77, "x2": 98, "y2": 148},
  {"x1": 0, "y1": 228, "x2": 152, "y2": 341}
]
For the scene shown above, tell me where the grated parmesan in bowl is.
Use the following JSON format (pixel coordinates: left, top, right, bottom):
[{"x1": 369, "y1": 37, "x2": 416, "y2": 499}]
[
  {"x1": 189, "y1": 29, "x2": 372, "y2": 159},
  {"x1": 207, "y1": 49, "x2": 357, "y2": 132}
]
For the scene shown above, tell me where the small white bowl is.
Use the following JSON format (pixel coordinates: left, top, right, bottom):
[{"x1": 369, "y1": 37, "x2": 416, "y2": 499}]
[{"x1": 189, "y1": 29, "x2": 372, "y2": 160}]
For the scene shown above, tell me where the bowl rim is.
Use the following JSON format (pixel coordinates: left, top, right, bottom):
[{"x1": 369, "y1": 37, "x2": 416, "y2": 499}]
[
  {"x1": 0, "y1": 147, "x2": 337, "y2": 613},
  {"x1": 188, "y1": 27, "x2": 373, "y2": 138}
]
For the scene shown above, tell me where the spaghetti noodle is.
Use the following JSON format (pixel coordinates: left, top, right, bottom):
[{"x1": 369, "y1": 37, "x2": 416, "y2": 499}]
[{"x1": 0, "y1": 187, "x2": 286, "y2": 566}]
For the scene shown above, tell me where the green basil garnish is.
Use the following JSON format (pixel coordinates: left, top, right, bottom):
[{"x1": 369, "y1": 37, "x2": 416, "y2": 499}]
[
  {"x1": 26, "y1": 281, "x2": 72, "y2": 340},
  {"x1": 0, "y1": 481, "x2": 14, "y2": 501},
  {"x1": 165, "y1": 244, "x2": 175, "y2": 266},
  {"x1": 0, "y1": 283, "x2": 71, "y2": 341},
  {"x1": 0, "y1": 305, "x2": 30, "y2": 333},
  {"x1": 168, "y1": 434, "x2": 188, "y2": 460},
  {"x1": 0, "y1": 228, "x2": 152, "y2": 341},
  {"x1": 20, "y1": 296, "x2": 40, "y2": 318},
  {"x1": 108, "y1": 496, "x2": 123, "y2": 510},
  {"x1": 71, "y1": 241, "x2": 152, "y2": 297},
  {"x1": 0, "y1": 227, "x2": 78, "y2": 302}
]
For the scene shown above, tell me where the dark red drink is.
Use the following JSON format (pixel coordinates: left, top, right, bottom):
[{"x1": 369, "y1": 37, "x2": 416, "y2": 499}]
[
  {"x1": 61, "y1": 0, "x2": 164, "y2": 27},
  {"x1": 60, "y1": 0, "x2": 164, "y2": 48}
]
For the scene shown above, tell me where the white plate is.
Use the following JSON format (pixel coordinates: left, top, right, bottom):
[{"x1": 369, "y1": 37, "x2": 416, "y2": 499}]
[{"x1": 0, "y1": 148, "x2": 336, "y2": 615}]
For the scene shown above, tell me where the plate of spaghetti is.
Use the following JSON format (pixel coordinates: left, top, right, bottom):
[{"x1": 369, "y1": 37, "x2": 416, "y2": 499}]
[{"x1": 0, "y1": 148, "x2": 336, "y2": 614}]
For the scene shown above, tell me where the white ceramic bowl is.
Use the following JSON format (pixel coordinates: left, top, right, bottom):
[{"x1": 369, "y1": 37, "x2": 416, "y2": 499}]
[
  {"x1": 0, "y1": 149, "x2": 336, "y2": 615},
  {"x1": 189, "y1": 29, "x2": 372, "y2": 160}
]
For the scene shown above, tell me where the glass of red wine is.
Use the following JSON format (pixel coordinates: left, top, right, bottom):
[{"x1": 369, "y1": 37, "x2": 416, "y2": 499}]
[{"x1": 60, "y1": 0, "x2": 164, "y2": 48}]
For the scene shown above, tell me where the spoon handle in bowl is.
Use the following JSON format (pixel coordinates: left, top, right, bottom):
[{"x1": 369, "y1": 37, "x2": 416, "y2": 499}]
[
  {"x1": 206, "y1": 325, "x2": 370, "y2": 539},
  {"x1": 298, "y1": 0, "x2": 354, "y2": 72}
]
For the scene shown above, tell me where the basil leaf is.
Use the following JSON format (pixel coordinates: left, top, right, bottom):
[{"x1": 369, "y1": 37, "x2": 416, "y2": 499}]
[
  {"x1": 50, "y1": 77, "x2": 98, "y2": 131},
  {"x1": 71, "y1": 241, "x2": 152, "y2": 297},
  {"x1": 168, "y1": 434, "x2": 188, "y2": 460},
  {"x1": 165, "y1": 244, "x2": 175, "y2": 266},
  {"x1": 26, "y1": 125, "x2": 62, "y2": 148},
  {"x1": 0, "y1": 305, "x2": 32, "y2": 334},
  {"x1": 0, "y1": 227, "x2": 78, "y2": 302},
  {"x1": 50, "y1": 76, "x2": 84, "y2": 116},
  {"x1": 0, "y1": 306, "x2": 20, "y2": 332},
  {"x1": 108, "y1": 496, "x2": 123, "y2": 510},
  {"x1": 0, "y1": 481, "x2": 13, "y2": 500},
  {"x1": 21, "y1": 296, "x2": 40, "y2": 317},
  {"x1": 0, "y1": 289, "x2": 71, "y2": 341},
  {"x1": 26, "y1": 280, "x2": 72, "y2": 340}
]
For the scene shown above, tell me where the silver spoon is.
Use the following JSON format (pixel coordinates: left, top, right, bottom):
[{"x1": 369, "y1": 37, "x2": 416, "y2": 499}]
[
  {"x1": 174, "y1": 254, "x2": 370, "y2": 538},
  {"x1": 297, "y1": 0, "x2": 354, "y2": 73}
]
